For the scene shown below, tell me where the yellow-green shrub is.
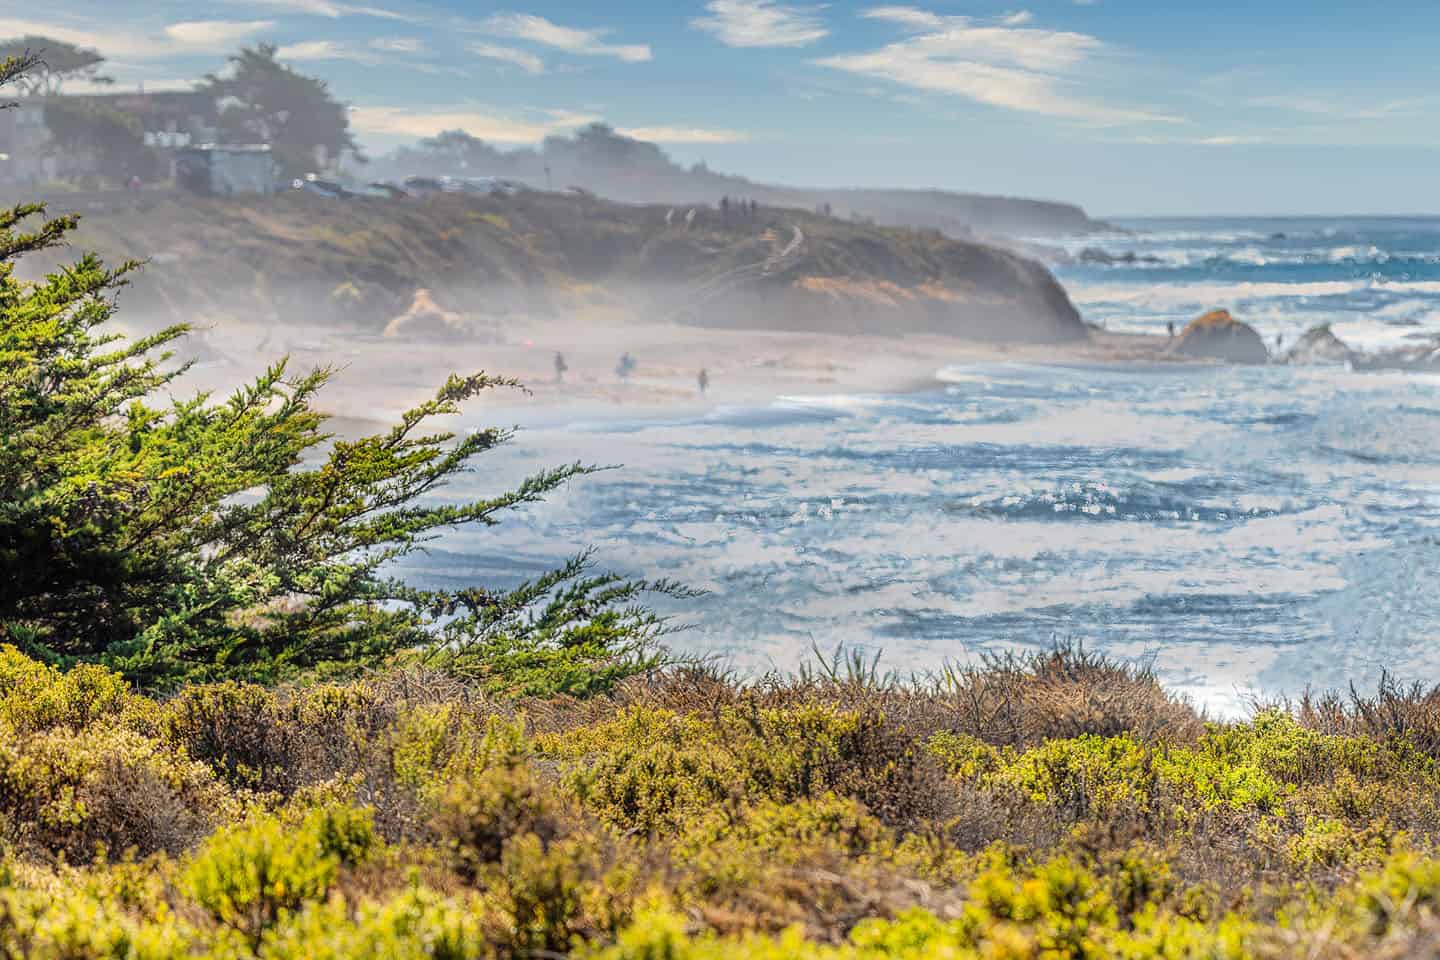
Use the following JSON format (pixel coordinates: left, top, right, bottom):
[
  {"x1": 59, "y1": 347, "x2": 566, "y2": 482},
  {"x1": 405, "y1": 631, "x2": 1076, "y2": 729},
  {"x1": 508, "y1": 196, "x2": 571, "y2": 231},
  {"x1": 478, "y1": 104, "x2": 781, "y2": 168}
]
[
  {"x1": 0, "y1": 647, "x2": 155, "y2": 734},
  {"x1": 550, "y1": 702, "x2": 945, "y2": 835},
  {"x1": 183, "y1": 804, "x2": 377, "y2": 946},
  {"x1": 0, "y1": 722, "x2": 230, "y2": 859},
  {"x1": 258, "y1": 888, "x2": 485, "y2": 960}
]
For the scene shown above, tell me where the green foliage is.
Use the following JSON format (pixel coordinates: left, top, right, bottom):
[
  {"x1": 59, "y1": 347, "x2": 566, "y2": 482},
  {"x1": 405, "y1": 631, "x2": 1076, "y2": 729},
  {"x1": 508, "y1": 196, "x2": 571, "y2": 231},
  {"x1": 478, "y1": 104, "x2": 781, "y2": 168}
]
[
  {"x1": 200, "y1": 44, "x2": 357, "y2": 179},
  {"x1": 42, "y1": 99, "x2": 160, "y2": 184},
  {"x1": 183, "y1": 805, "x2": 377, "y2": 947},
  {"x1": 0, "y1": 36, "x2": 109, "y2": 96},
  {"x1": 550, "y1": 702, "x2": 941, "y2": 836},
  {"x1": 0, "y1": 646, "x2": 1437, "y2": 955},
  {"x1": 258, "y1": 888, "x2": 485, "y2": 960}
]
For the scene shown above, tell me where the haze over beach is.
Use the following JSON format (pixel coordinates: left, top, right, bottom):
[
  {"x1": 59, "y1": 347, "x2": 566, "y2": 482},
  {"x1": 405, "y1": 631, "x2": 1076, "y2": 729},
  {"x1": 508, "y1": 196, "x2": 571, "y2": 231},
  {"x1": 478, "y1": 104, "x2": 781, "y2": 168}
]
[{"x1": 11, "y1": 4, "x2": 1440, "y2": 956}]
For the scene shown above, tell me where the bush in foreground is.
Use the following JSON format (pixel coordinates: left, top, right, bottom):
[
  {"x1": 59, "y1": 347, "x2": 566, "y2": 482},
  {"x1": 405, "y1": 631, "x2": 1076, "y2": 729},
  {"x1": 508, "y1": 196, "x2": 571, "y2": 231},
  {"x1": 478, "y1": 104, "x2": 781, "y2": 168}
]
[
  {"x1": 0, "y1": 51, "x2": 683, "y2": 693},
  {"x1": 0, "y1": 646, "x2": 1437, "y2": 956}
]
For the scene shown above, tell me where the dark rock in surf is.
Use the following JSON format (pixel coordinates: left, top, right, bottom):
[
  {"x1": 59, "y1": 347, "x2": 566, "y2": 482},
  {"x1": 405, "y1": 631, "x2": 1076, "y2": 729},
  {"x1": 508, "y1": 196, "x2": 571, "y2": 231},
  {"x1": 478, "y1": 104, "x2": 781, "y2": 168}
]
[
  {"x1": 1283, "y1": 324, "x2": 1354, "y2": 366},
  {"x1": 1171, "y1": 309, "x2": 1269, "y2": 364}
]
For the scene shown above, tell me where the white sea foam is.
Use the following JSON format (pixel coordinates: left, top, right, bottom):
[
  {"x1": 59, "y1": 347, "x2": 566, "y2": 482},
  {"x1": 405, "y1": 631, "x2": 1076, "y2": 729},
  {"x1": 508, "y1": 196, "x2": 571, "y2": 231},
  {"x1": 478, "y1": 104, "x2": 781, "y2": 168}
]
[
  {"x1": 1069, "y1": 279, "x2": 1367, "y2": 308},
  {"x1": 773, "y1": 394, "x2": 892, "y2": 414}
]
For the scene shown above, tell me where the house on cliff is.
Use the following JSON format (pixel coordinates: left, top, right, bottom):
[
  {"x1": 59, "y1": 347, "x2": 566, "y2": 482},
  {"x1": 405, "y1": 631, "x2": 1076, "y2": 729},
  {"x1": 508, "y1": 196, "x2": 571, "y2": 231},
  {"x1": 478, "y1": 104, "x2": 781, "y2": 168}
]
[{"x1": 0, "y1": 89, "x2": 218, "y2": 185}]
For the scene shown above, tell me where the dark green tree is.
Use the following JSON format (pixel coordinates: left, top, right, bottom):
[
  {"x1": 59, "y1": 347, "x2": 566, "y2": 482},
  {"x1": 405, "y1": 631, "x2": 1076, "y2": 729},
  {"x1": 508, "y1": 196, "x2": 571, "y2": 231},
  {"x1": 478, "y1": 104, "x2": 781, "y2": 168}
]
[
  {"x1": 0, "y1": 56, "x2": 686, "y2": 694},
  {"x1": 0, "y1": 36, "x2": 109, "y2": 96},
  {"x1": 42, "y1": 99, "x2": 160, "y2": 184},
  {"x1": 200, "y1": 44, "x2": 359, "y2": 180}
]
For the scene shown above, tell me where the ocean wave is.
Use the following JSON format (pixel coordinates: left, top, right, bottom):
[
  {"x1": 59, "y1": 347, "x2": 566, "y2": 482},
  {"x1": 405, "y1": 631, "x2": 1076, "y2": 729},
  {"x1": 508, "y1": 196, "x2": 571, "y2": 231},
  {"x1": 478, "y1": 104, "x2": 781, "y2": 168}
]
[
  {"x1": 947, "y1": 481, "x2": 1285, "y2": 525},
  {"x1": 1078, "y1": 244, "x2": 1440, "y2": 271},
  {"x1": 1068, "y1": 279, "x2": 1367, "y2": 307}
]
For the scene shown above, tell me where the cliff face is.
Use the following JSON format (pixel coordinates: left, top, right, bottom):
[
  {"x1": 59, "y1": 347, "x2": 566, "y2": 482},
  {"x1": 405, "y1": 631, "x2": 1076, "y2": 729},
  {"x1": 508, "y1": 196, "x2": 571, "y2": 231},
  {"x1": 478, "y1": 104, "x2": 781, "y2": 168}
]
[
  {"x1": 678, "y1": 217, "x2": 1085, "y2": 343},
  {"x1": 47, "y1": 189, "x2": 1086, "y2": 344}
]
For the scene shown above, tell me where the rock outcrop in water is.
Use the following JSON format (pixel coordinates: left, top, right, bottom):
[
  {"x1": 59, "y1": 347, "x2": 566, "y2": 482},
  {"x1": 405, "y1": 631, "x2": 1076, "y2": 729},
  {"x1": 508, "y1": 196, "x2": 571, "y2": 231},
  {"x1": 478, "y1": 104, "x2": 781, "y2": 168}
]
[
  {"x1": 1171, "y1": 310, "x2": 1269, "y2": 364},
  {"x1": 1283, "y1": 325, "x2": 1355, "y2": 366}
]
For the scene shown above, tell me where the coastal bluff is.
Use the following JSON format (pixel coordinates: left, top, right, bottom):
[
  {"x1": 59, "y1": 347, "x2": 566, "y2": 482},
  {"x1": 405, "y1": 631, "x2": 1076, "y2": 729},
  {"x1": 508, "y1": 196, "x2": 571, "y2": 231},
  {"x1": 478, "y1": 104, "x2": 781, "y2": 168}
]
[{"x1": 44, "y1": 189, "x2": 1088, "y2": 346}]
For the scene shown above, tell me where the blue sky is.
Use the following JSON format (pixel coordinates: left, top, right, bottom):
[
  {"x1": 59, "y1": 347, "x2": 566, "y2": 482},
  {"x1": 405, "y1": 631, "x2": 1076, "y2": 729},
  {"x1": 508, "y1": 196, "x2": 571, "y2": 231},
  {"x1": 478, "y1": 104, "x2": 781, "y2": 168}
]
[{"x1": 7, "y1": 1, "x2": 1440, "y2": 215}]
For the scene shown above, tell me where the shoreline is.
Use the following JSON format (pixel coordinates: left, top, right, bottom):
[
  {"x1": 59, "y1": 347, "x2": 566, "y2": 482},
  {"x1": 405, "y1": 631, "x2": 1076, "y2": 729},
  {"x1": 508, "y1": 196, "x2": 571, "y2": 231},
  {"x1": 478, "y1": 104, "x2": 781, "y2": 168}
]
[{"x1": 168, "y1": 315, "x2": 1193, "y2": 432}]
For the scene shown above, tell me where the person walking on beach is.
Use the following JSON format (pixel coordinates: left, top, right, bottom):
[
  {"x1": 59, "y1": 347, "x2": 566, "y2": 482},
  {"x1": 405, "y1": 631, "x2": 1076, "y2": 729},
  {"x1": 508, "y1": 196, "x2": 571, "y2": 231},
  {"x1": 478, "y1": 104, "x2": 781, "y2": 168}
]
[
  {"x1": 698, "y1": 368, "x2": 710, "y2": 395},
  {"x1": 616, "y1": 352, "x2": 636, "y2": 382},
  {"x1": 553, "y1": 351, "x2": 568, "y2": 382},
  {"x1": 1167, "y1": 320, "x2": 1176, "y2": 340}
]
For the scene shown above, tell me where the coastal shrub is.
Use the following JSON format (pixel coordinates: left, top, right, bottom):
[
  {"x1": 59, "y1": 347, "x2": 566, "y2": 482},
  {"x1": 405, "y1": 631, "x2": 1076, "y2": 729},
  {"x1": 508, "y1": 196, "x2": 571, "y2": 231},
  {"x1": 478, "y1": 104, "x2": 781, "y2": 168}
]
[
  {"x1": 0, "y1": 720, "x2": 228, "y2": 860},
  {"x1": 552, "y1": 702, "x2": 951, "y2": 837},
  {"x1": 0, "y1": 641, "x2": 1439, "y2": 955},
  {"x1": 157, "y1": 681, "x2": 286, "y2": 790},
  {"x1": 183, "y1": 804, "x2": 377, "y2": 947},
  {"x1": 933, "y1": 647, "x2": 1204, "y2": 748},
  {"x1": 0, "y1": 883, "x2": 194, "y2": 960},
  {"x1": 1298, "y1": 676, "x2": 1440, "y2": 761},
  {"x1": 671, "y1": 794, "x2": 903, "y2": 935},
  {"x1": 428, "y1": 740, "x2": 573, "y2": 880},
  {"x1": 0, "y1": 646, "x2": 153, "y2": 734},
  {"x1": 0, "y1": 51, "x2": 683, "y2": 693},
  {"x1": 473, "y1": 831, "x2": 645, "y2": 956},
  {"x1": 258, "y1": 888, "x2": 486, "y2": 960}
]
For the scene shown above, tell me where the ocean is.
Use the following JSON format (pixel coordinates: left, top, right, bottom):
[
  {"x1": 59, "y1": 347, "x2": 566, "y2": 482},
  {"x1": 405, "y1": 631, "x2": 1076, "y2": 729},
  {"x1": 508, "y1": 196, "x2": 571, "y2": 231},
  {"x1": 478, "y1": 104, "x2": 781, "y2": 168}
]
[{"x1": 400, "y1": 216, "x2": 1440, "y2": 714}]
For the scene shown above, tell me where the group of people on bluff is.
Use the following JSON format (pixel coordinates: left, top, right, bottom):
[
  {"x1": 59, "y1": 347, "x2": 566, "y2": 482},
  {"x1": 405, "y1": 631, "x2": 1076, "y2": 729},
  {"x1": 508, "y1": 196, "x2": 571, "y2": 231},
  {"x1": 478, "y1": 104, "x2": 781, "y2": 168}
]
[{"x1": 554, "y1": 351, "x2": 709, "y2": 395}]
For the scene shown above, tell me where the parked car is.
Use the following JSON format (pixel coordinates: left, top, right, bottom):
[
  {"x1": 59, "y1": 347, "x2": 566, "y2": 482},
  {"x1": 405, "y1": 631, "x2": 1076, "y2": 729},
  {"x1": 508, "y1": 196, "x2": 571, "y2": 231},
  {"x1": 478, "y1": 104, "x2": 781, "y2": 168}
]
[
  {"x1": 291, "y1": 174, "x2": 353, "y2": 199},
  {"x1": 357, "y1": 182, "x2": 410, "y2": 200},
  {"x1": 402, "y1": 176, "x2": 448, "y2": 196}
]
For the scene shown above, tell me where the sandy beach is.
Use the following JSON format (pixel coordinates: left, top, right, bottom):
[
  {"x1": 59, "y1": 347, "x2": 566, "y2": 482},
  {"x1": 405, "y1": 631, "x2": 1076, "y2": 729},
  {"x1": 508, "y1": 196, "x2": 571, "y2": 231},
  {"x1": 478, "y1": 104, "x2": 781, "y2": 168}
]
[{"x1": 169, "y1": 313, "x2": 1184, "y2": 430}]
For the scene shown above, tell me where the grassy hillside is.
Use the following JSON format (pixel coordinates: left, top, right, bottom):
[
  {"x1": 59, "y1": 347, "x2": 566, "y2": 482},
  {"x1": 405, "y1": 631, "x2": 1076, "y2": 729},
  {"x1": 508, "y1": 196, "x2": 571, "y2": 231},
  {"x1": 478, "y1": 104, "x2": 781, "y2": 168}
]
[
  {"x1": 46, "y1": 189, "x2": 1085, "y2": 343},
  {"x1": 5, "y1": 645, "x2": 1440, "y2": 957}
]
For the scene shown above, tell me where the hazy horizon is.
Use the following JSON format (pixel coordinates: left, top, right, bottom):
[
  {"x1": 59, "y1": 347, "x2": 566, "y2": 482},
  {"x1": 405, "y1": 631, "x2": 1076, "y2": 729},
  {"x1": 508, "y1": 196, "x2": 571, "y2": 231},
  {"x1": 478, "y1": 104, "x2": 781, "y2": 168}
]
[{"x1": 10, "y1": 1, "x2": 1440, "y2": 217}]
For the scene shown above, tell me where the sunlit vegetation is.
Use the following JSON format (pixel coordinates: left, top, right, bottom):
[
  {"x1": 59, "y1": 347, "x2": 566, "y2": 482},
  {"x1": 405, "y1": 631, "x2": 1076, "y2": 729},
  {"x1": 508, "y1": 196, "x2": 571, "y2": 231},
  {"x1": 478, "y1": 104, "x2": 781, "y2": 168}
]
[
  {"x1": 0, "y1": 647, "x2": 1438, "y2": 957},
  {"x1": 8, "y1": 52, "x2": 1440, "y2": 959}
]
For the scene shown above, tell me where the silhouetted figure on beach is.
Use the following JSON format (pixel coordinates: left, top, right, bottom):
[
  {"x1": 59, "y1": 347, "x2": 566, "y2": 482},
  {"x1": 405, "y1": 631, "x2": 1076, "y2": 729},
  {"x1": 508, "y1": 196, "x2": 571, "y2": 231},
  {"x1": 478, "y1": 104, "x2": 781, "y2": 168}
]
[
  {"x1": 554, "y1": 351, "x2": 568, "y2": 382},
  {"x1": 616, "y1": 352, "x2": 636, "y2": 382},
  {"x1": 698, "y1": 368, "x2": 709, "y2": 395},
  {"x1": 1167, "y1": 321, "x2": 1176, "y2": 339}
]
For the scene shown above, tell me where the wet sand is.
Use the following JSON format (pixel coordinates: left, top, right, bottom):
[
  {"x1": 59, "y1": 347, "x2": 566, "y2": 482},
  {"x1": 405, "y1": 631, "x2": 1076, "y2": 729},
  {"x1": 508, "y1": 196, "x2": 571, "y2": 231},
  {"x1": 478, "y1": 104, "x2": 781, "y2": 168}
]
[{"x1": 167, "y1": 315, "x2": 1186, "y2": 430}]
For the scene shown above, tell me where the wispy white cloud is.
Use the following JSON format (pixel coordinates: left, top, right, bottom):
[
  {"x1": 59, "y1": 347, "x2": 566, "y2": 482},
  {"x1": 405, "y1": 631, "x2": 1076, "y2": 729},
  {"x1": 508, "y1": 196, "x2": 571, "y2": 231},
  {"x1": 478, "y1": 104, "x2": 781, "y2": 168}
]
[
  {"x1": 163, "y1": 20, "x2": 277, "y2": 53},
  {"x1": 863, "y1": 6, "x2": 944, "y2": 30},
  {"x1": 468, "y1": 42, "x2": 546, "y2": 75},
  {"x1": 819, "y1": 7, "x2": 1175, "y2": 125},
  {"x1": 276, "y1": 39, "x2": 375, "y2": 62},
  {"x1": 1125, "y1": 133, "x2": 1264, "y2": 146},
  {"x1": 1248, "y1": 94, "x2": 1433, "y2": 122},
  {"x1": 221, "y1": 0, "x2": 412, "y2": 21},
  {"x1": 350, "y1": 105, "x2": 596, "y2": 142},
  {"x1": 1001, "y1": 11, "x2": 1034, "y2": 26},
  {"x1": 276, "y1": 36, "x2": 459, "y2": 73},
  {"x1": 370, "y1": 37, "x2": 426, "y2": 54},
  {"x1": 618, "y1": 125, "x2": 752, "y2": 144},
  {"x1": 479, "y1": 13, "x2": 651, "y2": 63},
  {"x1": 0, "y1": 17, "x2": 275, "y2": 59},
  {"x1": 691, "y1": 0, "x2": 828, "y2": 49}
]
